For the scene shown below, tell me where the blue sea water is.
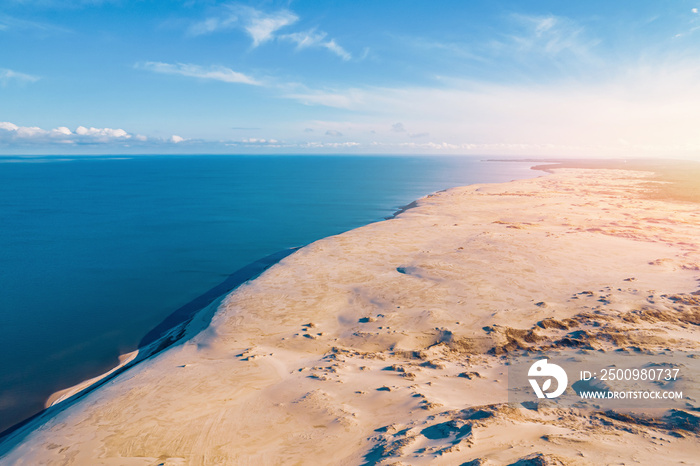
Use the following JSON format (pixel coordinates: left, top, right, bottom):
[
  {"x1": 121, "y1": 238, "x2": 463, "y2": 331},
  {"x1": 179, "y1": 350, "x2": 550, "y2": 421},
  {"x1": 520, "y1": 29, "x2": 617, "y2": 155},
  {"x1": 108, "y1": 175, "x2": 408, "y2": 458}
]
[{"x1": 0, "y1": 155, "x2": 539, "y2": 433}]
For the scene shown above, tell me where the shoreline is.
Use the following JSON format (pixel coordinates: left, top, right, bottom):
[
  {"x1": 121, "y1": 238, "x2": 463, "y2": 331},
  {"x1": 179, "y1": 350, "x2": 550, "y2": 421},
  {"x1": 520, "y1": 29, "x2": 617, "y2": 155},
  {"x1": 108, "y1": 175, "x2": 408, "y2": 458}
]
[
  {"x1": 33, "y1": 191, "x2": 436, "y2": 423},
  {"x1": 2, "y1": 161, "x2": 697, "y2": 461},
  {"x1": 0, "y1": 162, "x2": 544, "y2": 445},
  {"x1": 0, "y1": 247, "x2": 299, "y2": 443},
  {"x1": 1, "y1": 183, "x2": 437, "y2": 440},
  {"x1": 44, "y1": 350, "x2": 139, "y2": 408},
  {"x1": 0, "y1": 159, "x2": 533, "y2": 441},
  {"x1": 29, "y1": 160, "x2": 535, "y2": 430}
]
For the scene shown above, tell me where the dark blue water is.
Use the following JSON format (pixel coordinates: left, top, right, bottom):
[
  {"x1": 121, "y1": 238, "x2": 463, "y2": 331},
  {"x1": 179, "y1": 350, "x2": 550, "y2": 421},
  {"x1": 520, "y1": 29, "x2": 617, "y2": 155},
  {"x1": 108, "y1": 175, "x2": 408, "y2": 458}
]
[{"x1": 0, "y1": 155, "x2": 538, "y2": 432}]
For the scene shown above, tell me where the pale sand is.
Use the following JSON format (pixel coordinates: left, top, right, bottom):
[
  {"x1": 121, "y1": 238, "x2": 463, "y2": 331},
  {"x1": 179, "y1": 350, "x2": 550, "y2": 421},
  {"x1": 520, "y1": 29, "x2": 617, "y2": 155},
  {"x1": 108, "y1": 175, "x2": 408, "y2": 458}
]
[
  {"x1": 44, "y1": 351, "x2": 139, "y2": 409},
  {"x1": 2, "y1": 167, "x2": 700, "y2": 465}
]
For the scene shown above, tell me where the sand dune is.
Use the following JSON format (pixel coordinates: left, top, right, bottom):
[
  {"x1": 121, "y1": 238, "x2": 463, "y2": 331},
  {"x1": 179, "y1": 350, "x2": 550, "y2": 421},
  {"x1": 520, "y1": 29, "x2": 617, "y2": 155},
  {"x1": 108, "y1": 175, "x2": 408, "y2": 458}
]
[{"x1": 1, "y1": 166, "x2": 699, "y2": 465}]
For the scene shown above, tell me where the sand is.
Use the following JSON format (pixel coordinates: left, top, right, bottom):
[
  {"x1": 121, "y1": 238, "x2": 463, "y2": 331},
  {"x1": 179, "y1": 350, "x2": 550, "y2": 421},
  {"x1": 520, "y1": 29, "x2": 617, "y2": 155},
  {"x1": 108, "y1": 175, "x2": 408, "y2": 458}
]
[
  {"x1": 43, "y1": 351, "x2": 139, "y2": 409},
  {"x1": 1, "y1": 165, "x2": 699, "y2": 465}
]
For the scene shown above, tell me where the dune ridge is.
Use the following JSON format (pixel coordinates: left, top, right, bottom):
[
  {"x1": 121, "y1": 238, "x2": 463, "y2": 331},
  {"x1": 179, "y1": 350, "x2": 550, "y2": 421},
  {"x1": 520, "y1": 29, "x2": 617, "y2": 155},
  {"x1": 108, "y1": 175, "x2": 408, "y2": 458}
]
[{"x1": 1, "y1": 166, "x2": 699, "y2": 465}]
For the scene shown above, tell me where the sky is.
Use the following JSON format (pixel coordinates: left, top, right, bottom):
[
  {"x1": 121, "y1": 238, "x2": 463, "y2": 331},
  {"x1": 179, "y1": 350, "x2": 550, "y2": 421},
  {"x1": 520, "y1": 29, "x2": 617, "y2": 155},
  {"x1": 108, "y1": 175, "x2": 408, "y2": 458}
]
[{"x1": 1, "y1": 0, "x2": 700, "y2": 157}]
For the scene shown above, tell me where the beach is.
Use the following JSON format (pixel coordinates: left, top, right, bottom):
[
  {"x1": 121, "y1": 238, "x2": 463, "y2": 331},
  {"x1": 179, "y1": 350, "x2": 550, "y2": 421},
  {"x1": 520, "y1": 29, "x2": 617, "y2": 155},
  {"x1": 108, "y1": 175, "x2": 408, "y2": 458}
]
[
  {"x1": 0, "y1": 155, "x2": 536, "y2": 435},
  {"x1": 1, "y1": 163, "x2": 699, "y2": 464}
]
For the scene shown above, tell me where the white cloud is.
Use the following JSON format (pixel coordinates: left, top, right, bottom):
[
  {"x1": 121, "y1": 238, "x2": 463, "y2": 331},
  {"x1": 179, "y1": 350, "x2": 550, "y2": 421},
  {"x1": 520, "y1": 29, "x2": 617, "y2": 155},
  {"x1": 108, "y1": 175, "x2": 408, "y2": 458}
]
[
  {"x1": 323, "y1": 40, "x2": 351, "y2": 60},
  {"x1": 188, "y1": 14, "x2": 239, "y2": 36},
  {"x1": 188, "y1": 4, "x2": 297, "y2": 46},
  {"x1": 0, "y1": 121, "x2": 201, "y2": 149},
  {"x1": 54, "y1": 126, "x2": 72, "y2": 135},
  {"x1": 0, "y1": 68, "x2": 39, "y2": 85},
  {"x1": 0, "y1": 122, "x2": 19, "y2": 131},
  {"x1": 693, "y1": 8, "x2": 698, "y2": 14},
  {"x1": 301, "y1": 141, "x2": 360, "y2": 148},
  {"x1": 0, "y1": 121, "x2": 134, "y2": 145},
  {"x1": 188, "y1": 5, "x2": 349, "y2": 59},
  {"x1": 325, "y1": 130, "x2": 343, "y2": 137},
  {"x1": 75, "y1": 125, "x2": 129, "y2": 139},
  {"x1": 506, "y1": 13, "x2": 597, "y2": 60},
  {"x1": 137, "y1": 62, "x2": 260, "y2": 85},
  {"x1": 245, "y1": 9, "x2": 298, "y2": 46},
  {"x1": 534, "y1": 16, "x2": 556, "y2": 36},
  {"x1": 281, "y1": 30, "x2": 351, "y2": 60},
  {"x1": 239, "y1": 138, "x2": 280, "y2": 145}
]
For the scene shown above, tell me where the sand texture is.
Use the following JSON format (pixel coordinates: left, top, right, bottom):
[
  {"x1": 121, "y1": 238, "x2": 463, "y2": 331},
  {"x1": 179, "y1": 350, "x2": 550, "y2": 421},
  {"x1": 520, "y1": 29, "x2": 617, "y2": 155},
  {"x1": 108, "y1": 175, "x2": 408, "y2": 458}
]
[{"x1": 1, "y1": 167, "x2": 699, "y2": 465}]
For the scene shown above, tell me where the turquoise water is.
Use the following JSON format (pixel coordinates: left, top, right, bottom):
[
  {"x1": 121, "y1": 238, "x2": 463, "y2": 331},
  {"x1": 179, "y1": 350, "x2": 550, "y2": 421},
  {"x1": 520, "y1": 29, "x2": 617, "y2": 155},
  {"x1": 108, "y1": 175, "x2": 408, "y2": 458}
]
[{"x1": 0, "y1": 155, "x2": 538, "y2": 433}]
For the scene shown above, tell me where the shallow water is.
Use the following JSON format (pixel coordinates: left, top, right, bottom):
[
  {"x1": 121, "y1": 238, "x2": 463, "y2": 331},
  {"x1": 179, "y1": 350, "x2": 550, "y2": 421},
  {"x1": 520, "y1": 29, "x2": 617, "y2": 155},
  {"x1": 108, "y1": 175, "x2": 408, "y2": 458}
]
[{"x1": 0, "y1": 155, "x2": 539, "y2": 433}]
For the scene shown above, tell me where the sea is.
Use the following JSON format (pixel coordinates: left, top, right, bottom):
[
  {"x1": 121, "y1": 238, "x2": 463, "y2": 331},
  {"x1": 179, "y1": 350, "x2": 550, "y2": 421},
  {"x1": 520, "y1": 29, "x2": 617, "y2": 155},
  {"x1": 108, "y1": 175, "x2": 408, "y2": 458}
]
[{"x1": 0, "y1": 155, "x2": 539, "y2": 434}]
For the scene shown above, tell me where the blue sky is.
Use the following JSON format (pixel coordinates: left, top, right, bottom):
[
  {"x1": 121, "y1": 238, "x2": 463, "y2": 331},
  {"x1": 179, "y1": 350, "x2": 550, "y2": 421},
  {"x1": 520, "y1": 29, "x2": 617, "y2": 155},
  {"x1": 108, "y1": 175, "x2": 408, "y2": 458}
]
[{"x1": 2, "y1": 0, "x2": 700, "y2": 157}]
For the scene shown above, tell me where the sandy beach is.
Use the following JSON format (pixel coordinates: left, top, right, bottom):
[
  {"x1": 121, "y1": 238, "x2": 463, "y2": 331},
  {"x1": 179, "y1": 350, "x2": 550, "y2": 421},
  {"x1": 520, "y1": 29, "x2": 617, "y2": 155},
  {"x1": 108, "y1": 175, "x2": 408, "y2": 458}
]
[{"x1": 1, "y1": 163, "x2": 699, "y2": 465}]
